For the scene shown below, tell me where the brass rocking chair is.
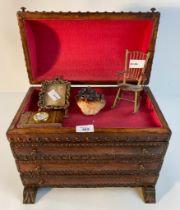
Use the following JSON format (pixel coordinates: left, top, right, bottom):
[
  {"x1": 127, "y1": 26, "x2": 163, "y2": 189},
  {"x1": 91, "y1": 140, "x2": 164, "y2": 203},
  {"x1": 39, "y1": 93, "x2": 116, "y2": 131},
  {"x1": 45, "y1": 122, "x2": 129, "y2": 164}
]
[{"x1": 112, "y1": 49, "x2": 150, "y2": 112}]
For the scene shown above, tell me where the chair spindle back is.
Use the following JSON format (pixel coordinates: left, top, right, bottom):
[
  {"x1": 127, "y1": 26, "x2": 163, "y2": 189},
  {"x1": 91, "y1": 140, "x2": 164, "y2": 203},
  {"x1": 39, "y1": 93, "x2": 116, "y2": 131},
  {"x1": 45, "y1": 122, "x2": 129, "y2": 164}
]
[{"x1": 123, "y1": 49, "x2": 150, "y2": 85}]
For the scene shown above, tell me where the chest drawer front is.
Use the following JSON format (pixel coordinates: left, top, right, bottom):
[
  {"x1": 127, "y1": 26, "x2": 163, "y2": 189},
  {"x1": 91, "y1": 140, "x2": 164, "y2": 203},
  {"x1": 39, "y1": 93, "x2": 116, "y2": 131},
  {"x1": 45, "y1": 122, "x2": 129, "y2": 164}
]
[
  {"x1": 12, "y1": 142, "x2": 168, "y2": 161},
  {"x1": 21, "y1": 174, "x2": 158, "y2": 187},
  {"x1": 17, "y1": 159, "x2": 162, "y2": 175}
]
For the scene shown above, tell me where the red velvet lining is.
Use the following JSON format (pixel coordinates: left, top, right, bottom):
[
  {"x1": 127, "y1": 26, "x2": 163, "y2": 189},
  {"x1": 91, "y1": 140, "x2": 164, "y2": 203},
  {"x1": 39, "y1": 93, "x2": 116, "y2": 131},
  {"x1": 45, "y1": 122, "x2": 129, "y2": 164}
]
[
  {"x1": 23, "y1": 88, "x2": 162, "y2": 128},
  {"x1": 24, "y1": 19, "x2": 153, "y2": 82}
]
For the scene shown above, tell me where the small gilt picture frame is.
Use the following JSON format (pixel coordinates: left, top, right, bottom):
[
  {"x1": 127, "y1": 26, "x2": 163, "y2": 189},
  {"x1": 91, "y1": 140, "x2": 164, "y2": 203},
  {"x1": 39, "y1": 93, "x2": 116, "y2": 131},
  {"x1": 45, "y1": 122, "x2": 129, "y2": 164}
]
[{"x1": 38, "y1": 77, "x2": 71, "y2": 110}]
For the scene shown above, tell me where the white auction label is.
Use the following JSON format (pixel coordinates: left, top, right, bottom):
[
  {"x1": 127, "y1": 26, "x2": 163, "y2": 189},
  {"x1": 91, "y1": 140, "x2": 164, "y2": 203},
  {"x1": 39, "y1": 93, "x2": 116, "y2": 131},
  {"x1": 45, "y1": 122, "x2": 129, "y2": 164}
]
[
  {"x1": 48, "y1": 89, "x2": 61, "y2": 101},
  {"x1": 76, "y1": 124, "x2": 94, "y2": 133},
  {"x1": 129, "y1": 59, "x2": 145, "y2": 68}
]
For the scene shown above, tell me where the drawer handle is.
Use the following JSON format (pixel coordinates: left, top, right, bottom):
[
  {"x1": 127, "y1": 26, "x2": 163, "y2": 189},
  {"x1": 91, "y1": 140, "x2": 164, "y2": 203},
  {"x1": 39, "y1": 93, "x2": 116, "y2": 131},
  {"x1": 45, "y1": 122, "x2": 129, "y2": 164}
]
[
  {"x1": 34, "y1": 165, "x2": 41, "y2": 172},
  {"x1": 31, "y1": 149, "x2": 37, "y2": 156},
  {"x1": 139, "y1": 164, "x2": 145, "y2": 170},
  {"x1": 38, "y1": 178, "x2": 45, "y2": 185},
  {"x1": 142, "y1": 148, "x2": 149, "y2": 155},
  {"x1": 135, "y1": 177, "x2": 142, "y2": 183},
  {"x1": 142, "y1": 148, "x2": 154, "y2": 156}
]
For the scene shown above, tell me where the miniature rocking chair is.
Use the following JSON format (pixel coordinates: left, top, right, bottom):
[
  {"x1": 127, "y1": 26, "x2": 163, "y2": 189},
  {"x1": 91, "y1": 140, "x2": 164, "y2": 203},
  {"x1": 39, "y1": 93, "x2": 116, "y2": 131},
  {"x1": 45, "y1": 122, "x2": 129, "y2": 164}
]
[{"x1": 112, "y1": 49, "x2": 150, "y2": 112}]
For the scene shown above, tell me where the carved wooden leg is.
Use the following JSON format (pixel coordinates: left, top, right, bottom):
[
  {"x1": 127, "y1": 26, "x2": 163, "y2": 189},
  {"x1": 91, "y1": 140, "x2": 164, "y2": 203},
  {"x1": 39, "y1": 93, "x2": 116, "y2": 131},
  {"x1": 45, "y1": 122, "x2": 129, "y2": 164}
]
[
  {"x1": 134, "y1": 91, "x2": 141, "y2": 113},
  {"x1": 23, "y1": 187, "x2": 38, "y2": 204},
  {"x1": 112, "y1": 88, "x2": 121, "y2": 109},
  {"x1": 142, "y1": 186, "x2": 156, "y2": 203},
  {"x1": 134, "y1": 91, "x2": 138, "y2": 113}
]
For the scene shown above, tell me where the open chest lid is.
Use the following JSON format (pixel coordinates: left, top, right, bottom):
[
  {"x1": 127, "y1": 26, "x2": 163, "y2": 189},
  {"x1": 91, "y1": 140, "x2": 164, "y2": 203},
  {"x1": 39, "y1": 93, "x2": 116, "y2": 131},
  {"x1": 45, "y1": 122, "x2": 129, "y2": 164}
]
[{"x1": 17, "y1": 7, "x2": 160, "y2": 85}]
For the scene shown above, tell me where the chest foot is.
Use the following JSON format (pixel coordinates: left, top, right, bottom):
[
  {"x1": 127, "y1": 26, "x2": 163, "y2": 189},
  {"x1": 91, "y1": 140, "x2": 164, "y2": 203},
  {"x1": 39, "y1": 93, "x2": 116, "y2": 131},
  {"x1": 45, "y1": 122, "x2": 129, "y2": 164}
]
[
  {"x1": 23, "y1": 187, "x2": 38, "y2": 204},
  {"x1": 142, "y1": 186, "x2": 156, "y2": 203}
]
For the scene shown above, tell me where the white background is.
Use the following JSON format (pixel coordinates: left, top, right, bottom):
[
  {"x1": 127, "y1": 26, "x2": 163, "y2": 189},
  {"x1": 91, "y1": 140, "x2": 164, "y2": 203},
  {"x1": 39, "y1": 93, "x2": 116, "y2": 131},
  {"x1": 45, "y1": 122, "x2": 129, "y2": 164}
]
[{"x1": 0, "y1": 0, "x2": 180, "y2": 209}]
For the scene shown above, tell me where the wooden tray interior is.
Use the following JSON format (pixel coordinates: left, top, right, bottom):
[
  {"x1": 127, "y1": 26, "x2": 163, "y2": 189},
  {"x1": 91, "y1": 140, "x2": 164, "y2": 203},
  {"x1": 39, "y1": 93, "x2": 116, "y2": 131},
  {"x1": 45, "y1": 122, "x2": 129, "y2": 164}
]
[{"x1": 20, "y1": 87, "x2": 162, "y2": 128}]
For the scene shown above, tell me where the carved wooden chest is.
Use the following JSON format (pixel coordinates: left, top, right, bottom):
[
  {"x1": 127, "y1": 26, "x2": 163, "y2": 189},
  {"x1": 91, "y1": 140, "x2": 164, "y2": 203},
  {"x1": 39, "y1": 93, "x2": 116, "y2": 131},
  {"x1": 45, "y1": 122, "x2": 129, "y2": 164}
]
[{"x1": 6, "y1": 8, "x2": 171, "y2": 204}]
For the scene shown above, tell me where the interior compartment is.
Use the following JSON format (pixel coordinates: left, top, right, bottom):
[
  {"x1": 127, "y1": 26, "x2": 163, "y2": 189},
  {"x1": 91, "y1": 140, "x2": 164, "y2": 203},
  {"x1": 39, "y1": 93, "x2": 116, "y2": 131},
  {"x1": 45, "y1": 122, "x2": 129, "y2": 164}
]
[
  {"x1": 24, "y1": 19, "x2": 153, "y2": 82},
  {"x1": 22, "y1": 87, "x2": 162, "y2": 128},
  {"x1": 20, "y1": 17, "x2": 161, "y2": 129}
]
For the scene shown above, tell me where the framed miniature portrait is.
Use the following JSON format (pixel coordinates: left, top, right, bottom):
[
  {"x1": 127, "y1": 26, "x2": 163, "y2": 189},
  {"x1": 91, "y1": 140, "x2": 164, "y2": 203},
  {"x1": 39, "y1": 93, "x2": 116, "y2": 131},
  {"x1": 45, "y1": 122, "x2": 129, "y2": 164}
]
[{"x1": 38, "y1": 77, "x2": 71, "y2": 110}]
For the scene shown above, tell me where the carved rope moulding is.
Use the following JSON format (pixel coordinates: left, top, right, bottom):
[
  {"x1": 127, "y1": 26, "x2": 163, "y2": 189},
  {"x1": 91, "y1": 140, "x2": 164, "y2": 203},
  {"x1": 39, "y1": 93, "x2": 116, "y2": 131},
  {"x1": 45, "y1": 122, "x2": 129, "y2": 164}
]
[
  {"x1": 21, "y1": 169, "x2": 158, "y2": 176},
  {"x1": 8, "y1": 134, "x2": 168, "y2": 143},
  {"x1": 15, "y1": 155, "x2": 164, "y2": 163},
  {"x1": 11, "y1": 142, "x2": 167, "y2": 148}
]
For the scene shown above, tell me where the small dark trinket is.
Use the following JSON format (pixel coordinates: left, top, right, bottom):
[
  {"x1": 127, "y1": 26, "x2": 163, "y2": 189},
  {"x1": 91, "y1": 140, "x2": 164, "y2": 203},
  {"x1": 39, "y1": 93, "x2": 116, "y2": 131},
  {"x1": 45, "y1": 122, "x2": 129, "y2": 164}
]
[{"x1": 76, "y1": 87, "x2": 106, "y2": 115}]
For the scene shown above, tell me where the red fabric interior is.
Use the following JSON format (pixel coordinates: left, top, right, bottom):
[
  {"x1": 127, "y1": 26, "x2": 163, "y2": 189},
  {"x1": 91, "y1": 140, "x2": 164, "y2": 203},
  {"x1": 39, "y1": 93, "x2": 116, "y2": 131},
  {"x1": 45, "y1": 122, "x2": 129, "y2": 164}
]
[
  {"x1": 23, "y1": 88, "x2": 162, "y2": 128},
  {"x1": 24, "y1": 19, "x2": 153, "y2": 82}
]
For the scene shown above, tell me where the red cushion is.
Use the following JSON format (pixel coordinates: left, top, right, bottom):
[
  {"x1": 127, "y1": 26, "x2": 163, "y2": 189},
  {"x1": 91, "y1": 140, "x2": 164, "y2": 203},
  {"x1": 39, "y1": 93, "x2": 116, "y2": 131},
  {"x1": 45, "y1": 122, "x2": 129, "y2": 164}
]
[{"x1": 24, "y1": 19, "x2": 153, "y2": 82}]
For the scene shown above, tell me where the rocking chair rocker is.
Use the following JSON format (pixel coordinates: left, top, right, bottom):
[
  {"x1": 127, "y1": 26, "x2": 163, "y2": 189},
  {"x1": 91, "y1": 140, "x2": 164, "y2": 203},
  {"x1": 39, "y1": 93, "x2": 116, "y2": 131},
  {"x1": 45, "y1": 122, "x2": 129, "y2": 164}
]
[{"x1": 112, "y1": 49, "x2": 150, "y2": 112}]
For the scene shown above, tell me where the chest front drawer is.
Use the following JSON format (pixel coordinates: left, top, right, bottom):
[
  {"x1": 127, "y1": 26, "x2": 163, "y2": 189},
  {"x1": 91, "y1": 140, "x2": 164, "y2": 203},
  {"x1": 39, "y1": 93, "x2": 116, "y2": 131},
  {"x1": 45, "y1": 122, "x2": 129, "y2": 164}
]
[
  {"x1": 17, "y1": 159, "x2": 162, "y2": 175},
  {"x1": 12, "y1": 142, "x2": 168, "y2": 161},
  {"x1": 21, "y1": 173, "x2": 158, "y2": 187}
]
